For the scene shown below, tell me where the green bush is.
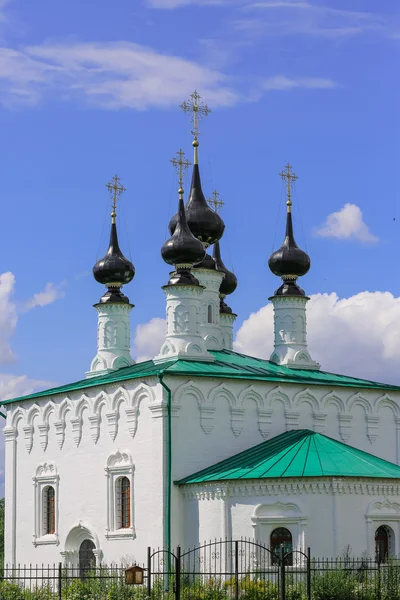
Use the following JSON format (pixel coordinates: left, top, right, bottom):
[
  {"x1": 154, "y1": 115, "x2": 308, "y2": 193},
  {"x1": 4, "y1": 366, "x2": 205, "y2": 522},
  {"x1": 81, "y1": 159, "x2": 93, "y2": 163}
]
[{"x1": 312, "y1": 569, "x2": 358, "y2": 600}]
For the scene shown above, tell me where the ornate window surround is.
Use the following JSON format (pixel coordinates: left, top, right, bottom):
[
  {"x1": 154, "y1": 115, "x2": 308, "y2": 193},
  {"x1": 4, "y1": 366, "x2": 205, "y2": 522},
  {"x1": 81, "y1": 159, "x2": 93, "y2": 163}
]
[
  {"x1": 33, "y1": 462, "x2": 59, "y2": 547},
  {"x1": 105, "y1": 450, "x2": 135, "y2": 540}
]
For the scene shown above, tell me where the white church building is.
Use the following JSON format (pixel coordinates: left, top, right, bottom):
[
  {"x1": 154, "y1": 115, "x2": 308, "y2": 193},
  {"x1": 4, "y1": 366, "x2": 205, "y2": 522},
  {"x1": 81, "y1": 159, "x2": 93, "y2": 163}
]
[{"x1": 3, "y1": 92, "x2": 400, "y2": 570}]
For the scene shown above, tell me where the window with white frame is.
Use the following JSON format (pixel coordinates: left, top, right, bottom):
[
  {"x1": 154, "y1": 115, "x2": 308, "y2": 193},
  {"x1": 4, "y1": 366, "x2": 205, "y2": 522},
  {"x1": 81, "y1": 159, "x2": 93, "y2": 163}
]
[
  {"x1": 105, "y1": 451, "x2": 135, "y2": 539},
  {"x1": 33, "y1": 462, "x2": 59, "y2": 546}
]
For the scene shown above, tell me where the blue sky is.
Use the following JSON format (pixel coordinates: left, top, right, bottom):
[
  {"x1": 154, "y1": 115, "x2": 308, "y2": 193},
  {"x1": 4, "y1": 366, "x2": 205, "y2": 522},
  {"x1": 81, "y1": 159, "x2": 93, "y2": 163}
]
[{"x1": 0, "y1": 0, "x2": 399, "y2": 407}]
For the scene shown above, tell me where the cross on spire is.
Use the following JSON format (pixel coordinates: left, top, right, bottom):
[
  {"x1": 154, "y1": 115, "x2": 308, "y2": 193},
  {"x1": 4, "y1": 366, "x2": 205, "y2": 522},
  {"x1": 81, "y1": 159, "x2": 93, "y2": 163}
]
[
  {"x1": 106, "y1": 175, "x2": 126, "y2": 217},
  {"x1": 279, "y1": 163, "x2": 298, "y2": 212},
  {"x1": 208, "y1": 190, "x2": 224, "y2": 214},
  {"x1": 170, "y1": 149, "x2": 192, "y2": 194},
  {"x1": 180, "y1": 90, "x2": 211, "y2": 140}
]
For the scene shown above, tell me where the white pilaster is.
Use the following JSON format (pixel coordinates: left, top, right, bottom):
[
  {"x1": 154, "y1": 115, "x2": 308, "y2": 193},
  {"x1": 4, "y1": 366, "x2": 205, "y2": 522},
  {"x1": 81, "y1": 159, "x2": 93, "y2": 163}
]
[
  {"x1": 155, "y1": 284, "x2": 214, "y2": 362},
  {"x1": 192, "y1": 269, "x2": 225, "y2": 350},
  {"x1": 220, "y1": 312, "x2": 236, "y2": 351},
  {"x1": 269, "y1": 295, "x2": 320, "y2": 370},
  {"x1": 87, "y1": 302, "x2": 134, "y2": 378}
]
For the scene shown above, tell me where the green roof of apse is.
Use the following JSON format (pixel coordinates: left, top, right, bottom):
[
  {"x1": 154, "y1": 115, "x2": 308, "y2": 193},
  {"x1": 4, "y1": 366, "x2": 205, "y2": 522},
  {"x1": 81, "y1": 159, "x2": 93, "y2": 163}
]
[
  {"x1": 176, "y1": 429, "x2": 400, "y2": 484},
  {"x1": 2, "y1": 350, "x2": 400, "y2": 406}
]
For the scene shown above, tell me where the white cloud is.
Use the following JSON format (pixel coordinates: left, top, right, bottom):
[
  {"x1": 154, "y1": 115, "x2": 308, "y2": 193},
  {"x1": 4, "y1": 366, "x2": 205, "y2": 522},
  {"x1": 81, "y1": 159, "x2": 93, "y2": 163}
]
[
  {"x1": 0, "y1": 41, "x2": 339, "y2": 109},
  {"x1": 262, "y1": 75, "x2": 337, "y2": 90},
  {"x1": 234, "y1": 291, "x2": 400, "y2": 384},
  {"x1": 23, "y1": 281, "x2": 66, "y2": 311},
  {"x1": 132, "y1": 317, "x2": 166, "y2": 362},
  {"x1": 0, "y1": 42, "x2": 239, "y2": 109},
  {"x1": 314, "y1": 203, "x2": 378, "y2": 243},
  {"x1": 239, "y1": 1, "x2": 387, "y2": 39},
  {"x1": 0, "y1": 272, "x2": 18, "y2": 362}
]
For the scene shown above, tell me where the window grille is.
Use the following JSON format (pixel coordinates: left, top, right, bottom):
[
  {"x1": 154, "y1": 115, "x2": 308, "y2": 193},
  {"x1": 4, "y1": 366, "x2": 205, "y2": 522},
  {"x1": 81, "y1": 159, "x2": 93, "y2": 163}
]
[
  {"x1": 116, "y1": 477, "x2": 131, "y2": 529},
  {"x1": 43, "y1": 486, "x2": 55, "y2": 535},
  {"x1": 270, "y1": 527, "x2": 293, "y2": 565}
]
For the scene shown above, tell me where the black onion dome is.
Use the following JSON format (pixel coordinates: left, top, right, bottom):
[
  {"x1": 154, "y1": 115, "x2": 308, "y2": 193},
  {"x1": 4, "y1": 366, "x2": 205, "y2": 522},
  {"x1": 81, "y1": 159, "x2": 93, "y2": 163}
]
[
  {"x1": 162, "y1": 195, "x2": 206, "y2": 267},
  {"x1": 195, "y1": 251, "x2": 216, "y2": 270},
  {"x1": 169, "y1": 164, "x2": 225, "y2": 246},
  {"x1": 93, "y1": 221, "x2": 135, "y2": 287},
  {"x1": 213, "y1": 241, "x2": 237, "y2": 296},
  {"x1": 269, "y1": 211, "x2": 310, "y2": 279}
]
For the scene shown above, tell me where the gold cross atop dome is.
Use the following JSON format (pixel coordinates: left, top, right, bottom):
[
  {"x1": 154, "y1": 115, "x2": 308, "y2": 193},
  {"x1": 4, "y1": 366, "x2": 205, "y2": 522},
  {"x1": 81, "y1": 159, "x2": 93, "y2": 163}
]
[
  {"x1": 208, "y1": 190, "x2": 224, "y2": 214},
  {"x1": 279, "y1": 162, "x2": 298, "y2": 212},
  {"x1": 170, "y1": 149, "x2": 192, "y2": 195},
  {"x1": 106, "y1": 175, "x2": 126, "y2": 222},
  {"x1": 180, "y1": 90, "x2": 211, "y2": 140}
]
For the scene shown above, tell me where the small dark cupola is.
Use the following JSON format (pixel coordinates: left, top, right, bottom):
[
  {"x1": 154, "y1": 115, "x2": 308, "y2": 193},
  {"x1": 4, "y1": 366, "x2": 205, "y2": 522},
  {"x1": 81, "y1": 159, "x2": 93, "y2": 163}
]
[
  {"x1": 93, "y1": 175, "x2": 135, "y2": 304},
  {"x1": 168, "y1": 91, "x2": 225, "y2": 267},
  {"x1": 268, "y1": 163, "x2": 310, "y2": 297},
  {"x1": 208, "y1": 190, "x2": 238, "y2": 313},
  {"x1": 161, "y1": 149, "x2": 206, "y2": 286}
]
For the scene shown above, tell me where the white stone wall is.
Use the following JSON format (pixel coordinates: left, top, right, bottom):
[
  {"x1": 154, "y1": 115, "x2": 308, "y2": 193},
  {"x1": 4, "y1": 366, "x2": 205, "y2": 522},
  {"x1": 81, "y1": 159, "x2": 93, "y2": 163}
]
[
  {"x1": 4, "y1": 378, "x2": 164, "y2": 567},
  {"x1": 181, "y1": 479, "x2": 400, "y2": 558},
  {"x1": 5, "y1": 371, "x2": 400, "y2": 566}
]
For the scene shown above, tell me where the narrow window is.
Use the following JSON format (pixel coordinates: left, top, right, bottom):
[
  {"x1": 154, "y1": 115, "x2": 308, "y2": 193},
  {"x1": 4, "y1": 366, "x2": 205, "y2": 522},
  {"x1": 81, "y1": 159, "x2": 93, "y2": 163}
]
[
  {"x1": 207, "y1": 304, "x2": 213, "y2": 323},
  {"x1": 270, "y1": 527, "x2": 293, "y2": 565},
  {"x1": 43, "y1": 486, "x2": 55, "y2": 535},
  {"x1": 375, "y1": 526, "x2": 390, "y2": 563},
  {"x1": 116, "y1": 477, "x2": 131, "y2": 529}
]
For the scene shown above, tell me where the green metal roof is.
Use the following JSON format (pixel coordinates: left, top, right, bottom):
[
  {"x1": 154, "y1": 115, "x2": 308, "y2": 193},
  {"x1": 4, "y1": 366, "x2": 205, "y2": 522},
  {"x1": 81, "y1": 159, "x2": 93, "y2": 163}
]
[
  {"x1": 176, "y1": 429, "x2": 400, "y2": 484},
  {"x1": 3, "y1": 350, "x2": 400, "y2": 406}
]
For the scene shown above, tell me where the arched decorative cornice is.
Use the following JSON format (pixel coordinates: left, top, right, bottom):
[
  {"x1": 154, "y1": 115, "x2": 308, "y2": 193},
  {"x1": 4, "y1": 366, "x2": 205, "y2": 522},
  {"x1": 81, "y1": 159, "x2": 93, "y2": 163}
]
[
  {"x1": 293, "y1": 388, "x2": 319, "y2": 412},
  {"x1": 74, "y1": 395, "x2": 90, "y2": 419},
  {"x1": 131, "y1": 383, "x2": 155, "y2": 408},
  {"x1": 367, "y1": 499, "x2": 400, "y2": 516},
  {"x1": 106, "y1": 449, "x2": 133, "y2": 469},
  {"x1": 266, "y1": 386, "x2": 291, "y2": 410},
  {"x1": 347, "y1": 392, "x2": 372, "y2": 415},
  {"x1": 57, "y1": 397, "x2": 72, "y2": 421},
  {"x1": 26, "y1": 404, "x2": 40, "y2": 426},
  {"x1": 209, "y1": 383, "x2": 236, "y2": 407},
  {"x1": 42, "y1": 402, "x2": 56, "y2": 425},
  {"x1": 35, "y1": 461, "x2": 58, "y2": 477},
  {"x1": 320, "y1": 391, "x2": 345, "y2": 413},
  {"x1": 238, "y1": 385, "x2": 264, "y2": 408},
  {"x1": 110, "y1": 387, "x2": 129, "y2": 412},
  {"x1": 374, "y1": 394, "x2": 400, "y2": 417},
  {"x1": 253, "y1": 501, "x2": 302, "y2": 518},
  {"x1": 11, "y1": 407, "x2": 25, "y2": 428},
  {"x1": 174, "y1": 380, "x2": 206, "y2": 407},
  {"x1": 92, "y1": 391, "x2": 110, "y2": 414}
]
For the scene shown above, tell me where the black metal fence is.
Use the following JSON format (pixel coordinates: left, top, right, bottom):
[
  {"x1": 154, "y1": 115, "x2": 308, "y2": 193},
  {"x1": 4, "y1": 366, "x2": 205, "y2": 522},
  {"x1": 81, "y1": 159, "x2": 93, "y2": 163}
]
[{"x1": 2, "y1": 540, "x2": 400, "y2": 600}]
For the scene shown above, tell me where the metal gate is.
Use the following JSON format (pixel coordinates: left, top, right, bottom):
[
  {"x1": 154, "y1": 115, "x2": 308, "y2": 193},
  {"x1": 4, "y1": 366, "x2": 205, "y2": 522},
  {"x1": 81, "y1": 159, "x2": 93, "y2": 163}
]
[{"x1": 147, "y1": 540, "x2": 311, "y2": 600}]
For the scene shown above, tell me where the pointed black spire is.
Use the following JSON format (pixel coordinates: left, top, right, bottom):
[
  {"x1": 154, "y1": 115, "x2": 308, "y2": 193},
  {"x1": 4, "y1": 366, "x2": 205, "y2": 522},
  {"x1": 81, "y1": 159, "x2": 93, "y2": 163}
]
[
  {"x1": 93, "y1": 176, "x2": 135, "y2": 304},
  {"x1": 162, "y1": 150, "x2": 206, "y2": 285},
  {"x1": 213, "y1": 241, "x2": 238, "y2": 313},
  {"x1": 268, "y1": 164, "x2": 310, "y2": 297}
]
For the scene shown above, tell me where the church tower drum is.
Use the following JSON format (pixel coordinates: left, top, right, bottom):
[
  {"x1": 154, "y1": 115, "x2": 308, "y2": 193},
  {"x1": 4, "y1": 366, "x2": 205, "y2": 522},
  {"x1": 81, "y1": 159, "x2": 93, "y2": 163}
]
[
  {"x1": 87, "y1": 175, "x2": 135, "y2": 377},
  {"x1": 268, "y1": 163, "x2": 320, "y2": 370}
]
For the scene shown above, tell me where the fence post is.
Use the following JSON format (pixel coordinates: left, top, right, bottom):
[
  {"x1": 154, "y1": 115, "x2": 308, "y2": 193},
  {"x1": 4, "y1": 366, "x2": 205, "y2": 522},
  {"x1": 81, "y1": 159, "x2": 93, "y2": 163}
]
[
  {"x1": 235, "y1": 540, "x2": 239, "y2": 600},
  {"x1": 58, "y1": 562, "x2": 62, "y2": 600},
  {"x1": 280, "y1": 545, "x2": 285, "y2": 600},
  {"x1": 377, "y1": 559, "x2": 381, "y2": 600},
  {"x1": 306, "y1": 548, "x2": 311, "y2": 600},
  {"x1": 175, "y1": 546, "x2": 181, "y2": 600},
  {"x1": 147, "y1": 547, "x2": 151, "y2": 598}
]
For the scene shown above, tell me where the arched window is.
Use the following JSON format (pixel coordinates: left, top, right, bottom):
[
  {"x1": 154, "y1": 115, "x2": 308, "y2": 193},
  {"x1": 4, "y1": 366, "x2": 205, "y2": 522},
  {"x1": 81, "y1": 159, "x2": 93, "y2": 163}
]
[
  {"x1": 375, "y1": 526, "x2": 391, "y2": 563},
  {"x1": 43, "y1": 485, "x2": 55, "y2": 535},
  {"x1": 270, "y1": 527, "x2": 293, "y2": 565},
  {"x1": 207, "y1": 305, "x2": 213, "y2": 323},
  {"x1": 116, "y1": 477, "x2": 131, "y2": 529}
]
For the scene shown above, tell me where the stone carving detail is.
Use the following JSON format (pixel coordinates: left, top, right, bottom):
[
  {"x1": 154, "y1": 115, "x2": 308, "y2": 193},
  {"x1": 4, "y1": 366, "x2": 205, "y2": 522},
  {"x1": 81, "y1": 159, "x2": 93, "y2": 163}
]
[
  {"x1": 88, "y1": 415, "x2": 100, "y2": 444},
  {"x1": 285, "y1": 411, "x2": 300, "y2": 430},
  {"x1": 70, "y1": 417, "x2": 82, "y2": 447},
  {"x1": 106, "y1": 411, "x2": 119, "y2": 441},
  {"x1": 313, "y1": 412, "x2": 327, "y2": 434},
  {"x1": 36, "y1": 462, "x2": 58, "y2": 477},
  {"x1": 230, "y1": 407, "x2": 245, "y2": 437},
  {"x1": 338, "y1": 414, "x2": 352, "y2": 442},
  {"x1": 54, "y1": 420, "x2": 65, "y2": 449},
  {"x1": 126, "y1": 407, "x2": 139, "y2": 439},
  {"x1": 106, "y1": 450, "x2": 132, "y2": 468},
  {"x1": 23, "y1": 425, "x2": 34, "y2": 453},
  {"x1": 257, "y1": 409, "x2": 272, "y2": 439},
  {"x1": 366, "y1": 415, "x2": 380, "y2": 444},
  {"x1": 38, "y1": 423, "x2": 49, "y2": 451},
  {"x1": 200, "y1": 405, "x2": 216, "y2": 434}
]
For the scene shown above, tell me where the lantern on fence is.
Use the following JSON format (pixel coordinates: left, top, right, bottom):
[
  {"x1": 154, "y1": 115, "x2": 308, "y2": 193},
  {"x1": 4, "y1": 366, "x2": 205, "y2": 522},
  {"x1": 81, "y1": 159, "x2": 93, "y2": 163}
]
[{"x1": 125, "y1": 565, "x2": 145, "y2": 585}]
